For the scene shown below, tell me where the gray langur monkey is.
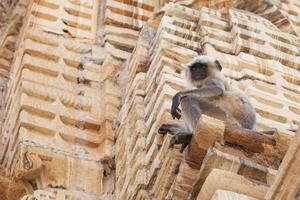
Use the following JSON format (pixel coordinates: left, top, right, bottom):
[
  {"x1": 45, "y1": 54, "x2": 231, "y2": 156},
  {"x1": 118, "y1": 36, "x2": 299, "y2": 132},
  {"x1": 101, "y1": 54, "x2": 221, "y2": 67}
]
[{"x1": 158, "y1": 55, "x2": 256, "y2": 152}]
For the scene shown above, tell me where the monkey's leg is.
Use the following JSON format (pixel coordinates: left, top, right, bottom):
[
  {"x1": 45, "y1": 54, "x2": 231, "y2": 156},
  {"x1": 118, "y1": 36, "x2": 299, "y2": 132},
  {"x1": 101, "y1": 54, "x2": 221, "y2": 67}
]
[
  {"x1": 162, "y1": 96, "x2": 202, "y2": 152},
  {"x1": 169, "y1": 96, "x2": 227, "y2": 152},
  {"x1": 159, "y1": 97, "x2": 226, "y2": 152},
  {"x1": 181, "y1": 96, "x2": 204, "y2": 133},
  {"x1": 183, "y1": 96, "x2": 228, "y2": 131}
]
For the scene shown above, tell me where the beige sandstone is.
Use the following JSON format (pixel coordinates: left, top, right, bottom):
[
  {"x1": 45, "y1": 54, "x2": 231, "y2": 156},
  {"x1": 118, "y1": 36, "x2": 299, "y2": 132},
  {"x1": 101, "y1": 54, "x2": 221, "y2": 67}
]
[{"x1": 0, "y1": 0, "x2": 299, "y2": 200}]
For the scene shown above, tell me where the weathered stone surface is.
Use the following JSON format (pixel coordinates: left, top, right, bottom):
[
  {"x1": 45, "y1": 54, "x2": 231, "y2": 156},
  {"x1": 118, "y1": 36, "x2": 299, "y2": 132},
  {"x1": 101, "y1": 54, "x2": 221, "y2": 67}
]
[
  {"x1": 211, "y1": 190, "x2": 258, "y2": 200},
  {"x1": 231, "y1": 0, "x2": 300, "y2": 37},
  {"x1": 196, "y1": 169, "x2": 268, "y2": 200},
  {"x1": 266, "y1": 128, "x2": 300, "y2": 200},
  {"x1": 28, "y1": 0, "x2": 100, "y2": 40},
  {"x1": 114, "y1": 3, "x2": 300, "y2": 200},
  {"x1": 0, "y1": 0, "x2": 119, "y2": 199},
  {"x1": 0, "y1": 1, "x2": 299, "y2": 200}
]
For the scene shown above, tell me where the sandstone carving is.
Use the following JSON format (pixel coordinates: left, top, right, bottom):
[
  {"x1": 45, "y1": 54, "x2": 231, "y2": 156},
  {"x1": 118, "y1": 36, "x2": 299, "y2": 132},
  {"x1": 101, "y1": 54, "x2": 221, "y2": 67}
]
[{"x1": 0, "y1": 0, "x2": 299, "y2": 200}]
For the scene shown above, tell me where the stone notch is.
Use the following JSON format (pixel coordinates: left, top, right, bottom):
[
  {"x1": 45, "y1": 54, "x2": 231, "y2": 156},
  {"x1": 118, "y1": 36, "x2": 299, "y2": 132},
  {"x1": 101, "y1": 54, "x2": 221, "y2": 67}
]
[
  {"x1": 266, "y1": 128, "x2": 300, "y2": 200},
  {"x1": 185, "y1": 115, "x2": 283, "y2": 169}
]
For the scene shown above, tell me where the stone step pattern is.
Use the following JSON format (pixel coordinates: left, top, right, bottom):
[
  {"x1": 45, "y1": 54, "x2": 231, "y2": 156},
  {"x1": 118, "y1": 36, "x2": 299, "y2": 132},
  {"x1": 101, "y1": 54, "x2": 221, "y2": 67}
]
[
  {"x1": 0, "y1": 0, "x2": 30, "y2": 129},
  {"x1": 104, "y1": 0, "x2": 155, "y2": 60},
  {"x1": 0, "y1": 1, "x2": 299, "y2": 200},
  {"x1": 0, "y1": 0, "x2": 29, "y2": 79},
  {"x1": 116, "y1": 5, "x2": 199, "y2": 199},
  {"x1": 266, "y1": 129, "x2": 300, "y2": 200},
  {"x1": 196, "y1": 6, "x2": 300, "y2": 132},
  {"x1": 29, "y1": 0, "x2": 99, "y2": 40},
  {"x1": 232, "y1": 0, "x2": 300, "y2": 37},
  {"x1": 115, "y1": 3, "x2": 299, "y2": 200},
  {"x1": 0, "y1": 0, "x2": 120, "y2": 199}
]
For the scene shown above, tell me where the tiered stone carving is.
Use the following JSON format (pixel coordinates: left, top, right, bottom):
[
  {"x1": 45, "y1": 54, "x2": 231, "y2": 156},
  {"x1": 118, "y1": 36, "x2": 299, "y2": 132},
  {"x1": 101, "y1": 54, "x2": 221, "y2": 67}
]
[
  {"x1": 0, "y1": 0, "x2": 120, "y2": 199},
  {"x1": 115, "y1": 2, "x2": 300, "y2": 200},
  {"x1": 0, "y1": 0, "x2": 299, "y2": 200}
]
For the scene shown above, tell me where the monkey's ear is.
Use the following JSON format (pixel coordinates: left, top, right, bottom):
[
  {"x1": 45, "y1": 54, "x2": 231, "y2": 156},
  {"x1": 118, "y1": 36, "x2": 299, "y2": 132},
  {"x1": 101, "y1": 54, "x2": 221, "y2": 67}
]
[{"x1": 215, "y1": 60, "x2": 222, "y2": 71}]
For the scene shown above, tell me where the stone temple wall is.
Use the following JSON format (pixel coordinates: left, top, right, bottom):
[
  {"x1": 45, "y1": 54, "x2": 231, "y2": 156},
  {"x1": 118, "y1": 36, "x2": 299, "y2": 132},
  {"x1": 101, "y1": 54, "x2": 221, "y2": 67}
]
[{"x1": 0, "y1": 0, "x2": 299, "y2": 200}]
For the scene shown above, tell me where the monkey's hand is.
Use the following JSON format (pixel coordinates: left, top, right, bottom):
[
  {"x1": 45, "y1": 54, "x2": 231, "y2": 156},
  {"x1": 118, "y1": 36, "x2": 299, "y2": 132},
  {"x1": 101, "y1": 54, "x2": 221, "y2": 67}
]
[{"x1": 171, "y1": 92, "x2": 182, "y2": 119}]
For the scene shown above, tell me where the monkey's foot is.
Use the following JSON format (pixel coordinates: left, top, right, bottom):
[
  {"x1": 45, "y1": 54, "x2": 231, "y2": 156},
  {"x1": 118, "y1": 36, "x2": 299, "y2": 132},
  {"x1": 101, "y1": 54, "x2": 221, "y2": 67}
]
[
  {"x1": 169, "y1": 132, "x2": 193, "y2": 153},
  {"x1": 158, "y1": 124, "x2": 173, "y2": 135},
  {"x1": 158, "y1": 124, "x2": 182, "y2": 135}
]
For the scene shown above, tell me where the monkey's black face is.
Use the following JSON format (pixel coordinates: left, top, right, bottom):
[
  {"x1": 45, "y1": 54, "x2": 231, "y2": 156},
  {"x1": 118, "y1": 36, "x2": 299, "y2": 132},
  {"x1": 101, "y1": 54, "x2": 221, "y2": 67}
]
[{"x1": 189, "y1": 62, "x2": 208, "y2": 81}]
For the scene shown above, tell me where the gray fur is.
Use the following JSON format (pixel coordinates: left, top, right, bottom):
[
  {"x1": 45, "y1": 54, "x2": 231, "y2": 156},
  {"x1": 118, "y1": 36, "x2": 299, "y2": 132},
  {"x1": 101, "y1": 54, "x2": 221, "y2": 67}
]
[{"x1": 158, "y1": 55, "x2": 256, "y2": 152}]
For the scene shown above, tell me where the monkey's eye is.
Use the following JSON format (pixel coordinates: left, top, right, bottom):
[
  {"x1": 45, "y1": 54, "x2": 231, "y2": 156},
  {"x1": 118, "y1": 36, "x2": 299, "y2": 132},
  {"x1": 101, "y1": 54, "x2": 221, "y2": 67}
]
[
  {"x1": 201, "y1": 64, "x2": 207, "y2": 69},
  {"x1": 190, "y1": 63, "x2": 207, "y2": 72},
  {"x1": 191, "y1": 66, "x2": 198, "y2": 71}
]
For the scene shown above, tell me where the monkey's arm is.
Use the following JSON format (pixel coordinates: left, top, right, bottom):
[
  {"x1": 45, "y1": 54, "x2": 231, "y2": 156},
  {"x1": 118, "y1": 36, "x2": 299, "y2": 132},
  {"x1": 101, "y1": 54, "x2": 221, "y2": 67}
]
[{"x1": 171, "y1": 79, "x2": 225, "y2": 119}]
